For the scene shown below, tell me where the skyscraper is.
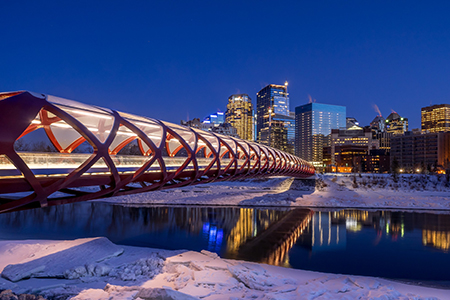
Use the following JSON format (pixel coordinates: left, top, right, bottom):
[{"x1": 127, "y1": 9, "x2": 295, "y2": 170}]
[
  {"x1": 225, "y1": 94, "x2": 254, "y2": 141},
  {"x1": 421, "y1": 104, "x2": 450, "y2": 133},
  {"x1": 295, "y1": 103, "x2": 346, "y2": 168},
  {"x1": 256, "y1": 83, "x2": 294, "y2": 153}
]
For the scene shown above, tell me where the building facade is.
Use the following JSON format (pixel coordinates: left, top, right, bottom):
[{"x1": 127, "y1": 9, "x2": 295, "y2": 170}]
[
  {"x1": 421, "y1": 104, "x2": 450, "y2": 133},
  {"x1": 203, "y1": 111, "x2": 225, "y2": 126},
  {"x1": 295, "y1": 103, "x2": 346, "y2": 168},
  {"x1": 322, "y1": 126, "x2": 372, "y2": 172},
  {"x1": 364, "y1": 149, "x2": 390, "y2": 173},
  {"x1": 370, "y1": 115, "x2": 386, "y2": 133},
  {"x1": 390, "y1": 131, "x2": 450, "y2": 173},
  {"x1": 256, "y1": 83, "x2": 294, "y2": 154},
  {"x1": 385, "y1": 112, "x2": 408, "y2": 135},
  {"x1": 225, "y1": 94, "x2": 254, "y2": 141}
]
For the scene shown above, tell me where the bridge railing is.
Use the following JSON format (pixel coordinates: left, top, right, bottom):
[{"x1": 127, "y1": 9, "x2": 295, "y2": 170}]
[{"x1": 0, "y1": 91, "x2": 314, "y2": 213}]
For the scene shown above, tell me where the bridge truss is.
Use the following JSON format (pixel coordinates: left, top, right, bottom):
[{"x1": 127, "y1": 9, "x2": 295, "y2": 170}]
[{"x1": 0, "y1": 91, "x2": 314, "y2": 213}]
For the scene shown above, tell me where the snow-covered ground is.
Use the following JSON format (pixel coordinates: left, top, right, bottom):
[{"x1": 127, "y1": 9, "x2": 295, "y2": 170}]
[
  {"x1": 101, "y1": 174, "x2": 450, "y2": 211},
  {"x1": 1, "y1": 174, "x2": 450, "y2": 299},
  {"x1": 0, "y1": 237, "x2": 448, "y2": 300}
]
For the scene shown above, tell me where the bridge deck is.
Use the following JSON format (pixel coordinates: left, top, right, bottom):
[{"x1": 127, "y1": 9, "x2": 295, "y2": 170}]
[{"x1": 0, "y1": 152, "x2": 241, "y2": 177}]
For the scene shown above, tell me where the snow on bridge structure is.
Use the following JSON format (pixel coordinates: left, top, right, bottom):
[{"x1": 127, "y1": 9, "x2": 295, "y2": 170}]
[{"x1": 0, "y1": 91, "x2": 314, "y2": 213}]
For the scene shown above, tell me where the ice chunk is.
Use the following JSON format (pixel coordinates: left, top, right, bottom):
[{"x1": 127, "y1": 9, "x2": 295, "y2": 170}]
[{"x1": 2, "y1": 237, "x2": 123, "y2": 282}]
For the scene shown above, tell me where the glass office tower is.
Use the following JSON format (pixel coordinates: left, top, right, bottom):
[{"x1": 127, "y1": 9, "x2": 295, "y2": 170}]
[
  {"x1": 256, "y1": 83, "x2": 294, "y2": 153},
  {"x1": 295, "y1": 103, "x2": 346, "y2": 168}
]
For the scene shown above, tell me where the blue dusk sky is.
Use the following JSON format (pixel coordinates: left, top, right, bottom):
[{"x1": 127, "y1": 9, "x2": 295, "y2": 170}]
[{"x1": 1, "y1": 1, "x2": 449, "y2": 129}]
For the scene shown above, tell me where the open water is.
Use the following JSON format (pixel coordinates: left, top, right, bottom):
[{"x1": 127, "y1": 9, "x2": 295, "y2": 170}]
[{"x1": 0, "y1": 202, "x2": 449, "y2": 283}]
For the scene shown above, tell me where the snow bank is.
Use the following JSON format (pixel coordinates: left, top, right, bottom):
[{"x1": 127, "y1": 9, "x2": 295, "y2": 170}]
[
  {"x1": 0, "y1": 238, "x2": 447, "y2": 299},
  {"x1": 98, "y1": 174, "x2": 450, "y2": 211}
]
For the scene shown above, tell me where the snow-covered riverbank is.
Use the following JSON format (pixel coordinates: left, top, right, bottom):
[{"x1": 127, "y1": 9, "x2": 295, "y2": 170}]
[
  {"x1": 101, "y1": 174, "x2": 450, "y2": 211},
  {"x1": 0, "y1": 237, "x2": 448, "y2": 300}
]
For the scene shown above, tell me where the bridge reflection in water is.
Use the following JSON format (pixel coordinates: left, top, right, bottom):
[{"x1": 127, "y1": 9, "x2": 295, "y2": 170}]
[{"x1": 0, "y1": 203, "x2": 312, "y2": 266}]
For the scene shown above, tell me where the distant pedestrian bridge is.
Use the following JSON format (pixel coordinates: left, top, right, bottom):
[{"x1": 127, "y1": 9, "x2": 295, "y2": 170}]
[{"x1": 0, "y1": 91, "x2": 314, "y2": 213}]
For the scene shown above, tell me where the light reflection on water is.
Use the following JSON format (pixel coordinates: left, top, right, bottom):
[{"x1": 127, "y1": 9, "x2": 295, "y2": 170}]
[{"x1": 0, "y1": 203, "x2": 449, "y2": 281}]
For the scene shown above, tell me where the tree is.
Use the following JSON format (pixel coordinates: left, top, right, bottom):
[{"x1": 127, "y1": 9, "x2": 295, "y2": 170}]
[
  {"x1": 391, "y1": 156, "x2": 399, "y2": 183},
  {"x1": 14, "y1": 139, "x2": 29, "y2": 151}
]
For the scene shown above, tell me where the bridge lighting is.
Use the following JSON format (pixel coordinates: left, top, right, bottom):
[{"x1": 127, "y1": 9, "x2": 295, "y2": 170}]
[
  {"x1": 147, "y1": 135, "x2": 162, "y2": 140},
  {"x1": 136, "y1": 122, "x2": 160, "y2": 129},
  {"x1": 71, "y1": 110, "x2": 112, "y2": 120},
  {"x1": 116, "y1": 131, "x2": 137, "y2": 137},
  {"x1": 51, "y1": 122, "x2": 72, "y2": 128}
]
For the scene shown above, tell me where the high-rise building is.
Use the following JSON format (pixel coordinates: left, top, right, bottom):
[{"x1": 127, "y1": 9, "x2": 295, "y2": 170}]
[
  {"x1": 385, "y1": 112, "x2": 408, "y2": 135},
  {"x1": 256, "y1": 83, "x2": 294, "y2": 153},
  {"x1": 421, "y1": 104, "x2": 450, "y2": 133},
  {"x1": 295, "y1": 103, "x2": 346, "y2": 168},
  {"x1": 225, "y1": 94, "x2": 254, "y2": 141}
]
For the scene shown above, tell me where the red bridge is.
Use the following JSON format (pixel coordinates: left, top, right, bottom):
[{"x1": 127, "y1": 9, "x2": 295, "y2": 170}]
[{"x1": 0, "y1": 91, "x2": 314, "y2": 213}]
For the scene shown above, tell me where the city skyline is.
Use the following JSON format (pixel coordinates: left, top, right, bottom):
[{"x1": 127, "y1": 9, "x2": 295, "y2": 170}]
[{"x1": 2, "y1": 1, "x2": 450, "y2": 130}]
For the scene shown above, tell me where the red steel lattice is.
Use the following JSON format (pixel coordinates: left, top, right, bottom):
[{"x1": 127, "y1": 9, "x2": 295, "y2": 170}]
[{"x1": 0, "y1": 91, "x2": 314, "y2": 213}]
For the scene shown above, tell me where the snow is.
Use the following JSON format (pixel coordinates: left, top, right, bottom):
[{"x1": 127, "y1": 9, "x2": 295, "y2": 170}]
[
  {"x1": 100, "y1": 174, "x2": 450, "y2": 211},
  {"x1": 0, "y1": 238, "x2": 448, "y2": 299},
  {"x1": 1, "y1": 174, "x2": 449, "y2": 299}
]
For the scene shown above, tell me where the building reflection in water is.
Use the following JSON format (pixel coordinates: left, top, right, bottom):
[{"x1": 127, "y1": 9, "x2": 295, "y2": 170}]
[
  {"x1": 0, "y1": 203, "x2": 292, "y2": 259},
  {"x1": 297, "y1": 210, "x2": 450, "y2": 253}
]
